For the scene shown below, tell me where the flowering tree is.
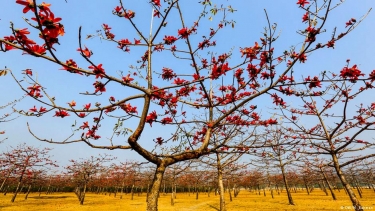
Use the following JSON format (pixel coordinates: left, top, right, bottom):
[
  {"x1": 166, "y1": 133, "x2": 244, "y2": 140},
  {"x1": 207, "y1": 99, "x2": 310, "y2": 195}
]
[
  {"x1": 66, "y1": 154, "x2": 113, "y2": 205},
  {"x1": 198, "y1": 126, "x2": 258, "y2": 211},
  {"x1": 0, "y1": 0, "x2": 372, "y2": 210},
  {"x1": 252, "y1": 127, "x2": 305, "y2": 205},
  {"x1": 0, "y1": 143, "x2": 56, "y2": 202},
  {"x1": 277, "y1": 65, "x2": 375, "y2": 210}
]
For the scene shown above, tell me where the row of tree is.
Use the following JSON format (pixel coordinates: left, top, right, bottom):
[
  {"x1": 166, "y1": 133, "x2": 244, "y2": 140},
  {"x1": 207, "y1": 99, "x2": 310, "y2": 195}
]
[
  {"x1": 1, "y1": 0, "x2": 375, "y2": 210},
  {"x1": 0, "y1": 144, "x2": 374, "y2": 210}
]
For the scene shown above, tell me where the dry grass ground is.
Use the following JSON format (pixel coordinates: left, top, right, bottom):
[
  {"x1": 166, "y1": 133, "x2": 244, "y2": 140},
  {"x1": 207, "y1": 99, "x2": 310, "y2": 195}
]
[{"x1": 0, "y1": 189, "x2": 374, "y2": 211}]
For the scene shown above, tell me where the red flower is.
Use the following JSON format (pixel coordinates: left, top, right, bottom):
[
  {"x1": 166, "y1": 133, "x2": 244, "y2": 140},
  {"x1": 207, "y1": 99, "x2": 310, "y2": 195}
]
[
  {"x1": 93, "y1": 81, "x2": 106, "y2": 93},
  {"x1": 345, "y1": 18, "x2": 356, "y2": 28},
  {"x1": 84, "y1": 103, "x2": 91, "y2": 110},
  {"x1": 120, "y1": 103, "x2": 138, "y2": 114},
  {"x1": 146, "y1": 111, "x2": 157, "y2": 126},
  {"x1": 118, "y1": 39, "x2": 131, "y2": 50},
  {"x1": 77, "y1": 46, "x2": 92, "y2": 58},
  {"x1": 263, "y1": 118, "x2": 278, "y2": 126},
  {"x1": 39, "y1": 107, "x2": 47, "y2": 113},
  {"x1": 161, "y1": 68, "x2": 176, "y2": 80},
  {"x1": 16, "y1": 0, "x2": 35, "y2": 13},
  {"x1": 156, "y1": 137, "x2": 164, "y2": 145},
  {"x1": 305, "y1": 76, "x2": 321, "y2": 89},
  {"x1": 340, "y1": 65, "x2": 364, "y2": 82},
  {"x1": 134, "y1": 39, "x2": 141, "y2": 44},
  {"x1": 54, "y1": 110, "x2": 69, "y2": 118},
  {"x1": 297, "y1": 0, "x2": 309, "y2": 7},
  {"x1": 122, "y1": 74, "x2": 134, "y2": 84},
  {"x1": 80, "y1": 121, "x2": 89, "y2": 129},
  {"x1": 163, "y1": 36, "x2": 178, "y2": 45},
  {"x1": 68, "y1": 100, "x2": 76, "y2": 107},
  {"x1": 178, "y1": 28, "x2": 191, "y2": 39},
  {"x1": 154, "y1": 44, "x2": 164, "y2": 52},
  {"x1": 103, "y1": 24, "x2": 112, "y2": 31},
  {"x1": 211, "y1": 63, "x2": 230, "y2": 79},
  {"x1": 153, "y1": 10, "x2": 160, "y2": 18},
  {"x1": 302, "y1": 12, "x2": 309, "y2": 22},
  {"x1": 271, "y1": 93, "x2": 286, "y2": 107},
  {"x1": 78, "y1": 113, "x2": 86, "y2": 118},
  {"x1": 88, "y1": 64, "x2": 106, "y2": 79},
  {"x1": 161, "y1": 117, "x2": 173, "y2": 125},
  {"x1": 109, "y1": 96, "x2": 116, "y2": 102},
  {"x1": 153, "y1": 0, "x2": 161, "y2": 7},
  {"x1": 3, "y1": 36, "x2": 16, "y2": 51},
  {"x1": 60, "y1": 59, "x2": 81, "y2": 74},
  {"x1": 27, "y1": 44, "x2": 46, "y2": 55},
  {"x1": 124, "y1": 10, "x2": 135, "y2": 19},
  {"x1": 327, "y1": 40, "x2": 335, "y2": 48},
  {"x1": 27, "y1": 84, "x2": 42, "y2": 98},
  {"x1": 113, "y1": 6, "x2": 122, "y2": 15},
  {"x1": 369, "y1": 70, "x2": 375, "y2": 82},
  {"x1": 23, "y1": 69, "x2": 33, "y2": 76},
  {"x1": 173, "y1": 78, "x2": 187, "y2": 85},
  {"x1": 298, "y1": 53, "x2": 307, "y2": 63},
  {"x1": 29, "y1": 106, "x2": 38, "y2": 112}
]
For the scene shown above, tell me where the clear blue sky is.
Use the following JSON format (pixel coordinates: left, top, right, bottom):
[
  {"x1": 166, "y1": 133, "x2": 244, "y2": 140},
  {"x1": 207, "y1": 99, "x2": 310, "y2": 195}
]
[{"x1": 0, "y1": 0, "x2": 374, "y2": 167}]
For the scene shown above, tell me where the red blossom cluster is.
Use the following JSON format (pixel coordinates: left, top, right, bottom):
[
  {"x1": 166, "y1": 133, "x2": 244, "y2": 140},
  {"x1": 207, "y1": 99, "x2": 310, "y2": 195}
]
[
  {"x1": 339, "y1": 65, "x2": 364, "y2": 82},
  {"x1": 304, "y1": 76, "x2": 322, "y2": 89},
  {"x1": 119, "y1": 103, "x2": 138, "y2": 114},
  {"x1": 113, "y1": 6, "x2": 136, "y2": 19},
  {"x1": 297, "y1": 0, "x2": 309, "y2": 7},
  {"x1": 146, "y1": 111, "x2": 158, "y2": 126},
  {"x1": 29, "y1": 106, "x2": 47, "y2": 113},
  {"x1": 345, "y1": 18, "x2": 356, "y2": 28},
  {"x1": 161, "y1": 67, "x2": 176, "y2": 80},
  {"x1": 88, "y1": 64, "x2": 106, "y2": 79},
  {"x1": 103, "y1": 24, "x2": 115, "y2": 39},
  {"x1": 27, "y1": 84, "x2": 42, "y2": 98},
  {"x1": 163, "y1": 36, "x2": 178, "y2": 45},
  {"x1": 53, "y1": 110, "x2": 69, "y2": 118}
]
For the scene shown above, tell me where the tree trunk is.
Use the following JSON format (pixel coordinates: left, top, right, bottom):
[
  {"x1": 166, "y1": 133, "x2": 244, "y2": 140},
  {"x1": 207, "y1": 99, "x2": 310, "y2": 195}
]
[
  {"x1": 321, "y1": 168, "x2": 336, "y2": 200},
  {"x1": 331, "y1": 154, "x2": 363, "y2": 211},
  {"x1": 24, "y1": 184, "x2": 32, "y2": 200},
  {"x1": 280, "y1": 163, "x2": 294, "y2": 205},
  {"x1": 146, "y1": 164, "x2": 166, "y2": 211},
  {"x1": 0, "y1": 172, "x2": 11, "y2": 192},
  {"x1": 146, "y1": 183, "x2": 150, "y2": 202},
  {"x1": 11, "y1": 171, "x2": 25, "y2": 203},
  {"x1": 11, "y1": 180, "x2": 22, "y2": 202},
  {"x1": 303, "y1": 176, "x2": 310, "y2": 195},
  {"x1": 80, "y1": 182, "x2": 87, "y2": 205},
  {"x1": 218, "y1": 168, "x2": 226, "y2": 211},
  {"x1": 131, "y1": 183, "x2": 135, "y2": 200}
]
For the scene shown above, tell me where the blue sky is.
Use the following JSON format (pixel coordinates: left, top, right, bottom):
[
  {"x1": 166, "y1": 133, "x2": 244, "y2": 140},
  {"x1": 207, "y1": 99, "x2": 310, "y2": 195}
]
[{"x1": 0, "y1": 0, "x2": 375, "y2": 168}]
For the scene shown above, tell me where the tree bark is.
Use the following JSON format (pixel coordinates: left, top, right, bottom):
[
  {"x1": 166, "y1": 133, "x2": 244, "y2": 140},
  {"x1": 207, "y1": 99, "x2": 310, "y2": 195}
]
[
  {"x1": 25, "y1": 184, "x2": 32, "y2": 200},
  {"x1": 80, "y1": 182, "x2": 87, "y2": 205},
  {"x1": 217, "y1": 165, "x2": 226, "y2": 211},
  {"x1": 320, "y1": 167, "x2": 336, "y2": 200},
  {"x1": 11, "y1": 169, "x2": 25, "y2": 203},
  {"x1": 331, "y1": 154, "x2": 363, "y2": 211},
  {"x1": 280, "y1": 163, "x2": 294, "y2": 205},
  {"x1": 146, "y1": 164, "x2": 166, "y2": 211},
  {"x1": 303, "y1": 176, "x2": 310, "y2": 195}
]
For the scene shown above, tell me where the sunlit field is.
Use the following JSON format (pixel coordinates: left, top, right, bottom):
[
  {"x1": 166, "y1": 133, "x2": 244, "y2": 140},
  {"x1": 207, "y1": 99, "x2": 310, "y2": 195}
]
[{"x1": 1, "y1": 189, "x2": 374, "y2": 211}]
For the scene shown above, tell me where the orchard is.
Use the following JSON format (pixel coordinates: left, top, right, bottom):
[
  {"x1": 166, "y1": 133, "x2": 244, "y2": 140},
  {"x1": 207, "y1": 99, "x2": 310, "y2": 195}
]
[{"x1": 0, "y1": 0, "x2": 375, "y2": 211}]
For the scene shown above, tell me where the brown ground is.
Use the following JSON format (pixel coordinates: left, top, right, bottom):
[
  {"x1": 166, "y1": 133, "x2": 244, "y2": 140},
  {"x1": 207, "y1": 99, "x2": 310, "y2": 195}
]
[{"x1": 0, "y1": 189, "x2": 374, "y2": 211}]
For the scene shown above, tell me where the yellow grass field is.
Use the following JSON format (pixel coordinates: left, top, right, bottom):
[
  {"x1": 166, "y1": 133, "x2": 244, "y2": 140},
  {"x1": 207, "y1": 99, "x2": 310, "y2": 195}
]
[{"x1": 0, "y1": 189, "x2": 374, "y2": 211}]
